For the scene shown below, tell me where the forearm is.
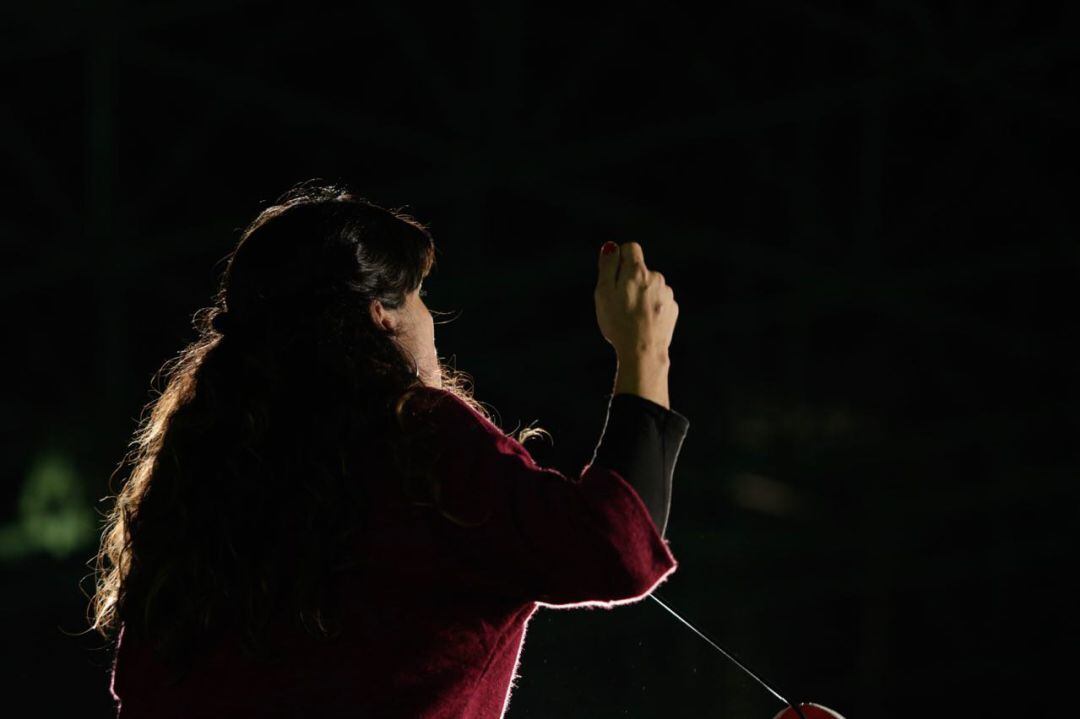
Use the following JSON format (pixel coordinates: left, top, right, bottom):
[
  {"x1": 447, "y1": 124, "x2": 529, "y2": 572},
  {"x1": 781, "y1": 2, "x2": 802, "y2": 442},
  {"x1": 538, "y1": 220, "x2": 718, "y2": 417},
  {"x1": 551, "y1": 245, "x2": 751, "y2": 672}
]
[{"x1": 612, "y1": 350, "x2": 671, "y2": 410}]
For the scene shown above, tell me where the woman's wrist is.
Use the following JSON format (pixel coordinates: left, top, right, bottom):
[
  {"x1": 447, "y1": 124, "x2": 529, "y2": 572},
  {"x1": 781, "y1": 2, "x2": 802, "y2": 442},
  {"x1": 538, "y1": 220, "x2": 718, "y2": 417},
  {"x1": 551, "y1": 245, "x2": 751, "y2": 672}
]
[{"x1": 613, "y1": 352, "x2": 671, "y2": 410}]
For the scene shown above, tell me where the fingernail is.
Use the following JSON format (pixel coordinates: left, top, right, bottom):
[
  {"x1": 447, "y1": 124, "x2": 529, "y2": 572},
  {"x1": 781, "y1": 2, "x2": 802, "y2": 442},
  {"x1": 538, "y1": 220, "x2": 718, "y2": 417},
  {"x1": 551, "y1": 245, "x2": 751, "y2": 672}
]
[{"x1": 601, "y1": 241, "x2": 617, "y2": 255}]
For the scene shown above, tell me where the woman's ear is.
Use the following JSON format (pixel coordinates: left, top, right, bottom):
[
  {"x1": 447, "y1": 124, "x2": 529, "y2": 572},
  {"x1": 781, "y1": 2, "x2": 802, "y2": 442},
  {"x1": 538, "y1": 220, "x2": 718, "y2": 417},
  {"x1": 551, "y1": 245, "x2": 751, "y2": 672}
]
[{"x1": 370, "y1": 299, "x2": 397, "y2": 332}]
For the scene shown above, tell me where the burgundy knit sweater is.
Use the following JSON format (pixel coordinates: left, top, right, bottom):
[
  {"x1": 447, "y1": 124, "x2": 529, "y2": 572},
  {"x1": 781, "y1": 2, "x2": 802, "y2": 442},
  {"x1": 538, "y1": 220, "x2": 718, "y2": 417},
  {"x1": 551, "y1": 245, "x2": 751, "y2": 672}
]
[{"x1": 109, "y1": 388, "x2": 684, "y2": 718}]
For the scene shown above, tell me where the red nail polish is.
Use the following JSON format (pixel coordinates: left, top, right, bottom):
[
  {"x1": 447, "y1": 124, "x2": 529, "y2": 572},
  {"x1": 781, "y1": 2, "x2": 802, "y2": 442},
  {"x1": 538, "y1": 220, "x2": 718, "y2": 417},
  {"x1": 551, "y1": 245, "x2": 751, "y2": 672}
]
[{"x1": 601, "y1": 241, "x2": 617, "y2": 255}]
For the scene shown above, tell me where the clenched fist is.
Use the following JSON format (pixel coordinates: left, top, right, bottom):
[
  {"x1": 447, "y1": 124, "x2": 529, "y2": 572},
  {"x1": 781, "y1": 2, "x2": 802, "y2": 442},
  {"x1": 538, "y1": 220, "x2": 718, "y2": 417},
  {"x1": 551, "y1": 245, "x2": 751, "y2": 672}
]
[{"x1": 594, "y1": 241, "x2": 679, "y2": 361}]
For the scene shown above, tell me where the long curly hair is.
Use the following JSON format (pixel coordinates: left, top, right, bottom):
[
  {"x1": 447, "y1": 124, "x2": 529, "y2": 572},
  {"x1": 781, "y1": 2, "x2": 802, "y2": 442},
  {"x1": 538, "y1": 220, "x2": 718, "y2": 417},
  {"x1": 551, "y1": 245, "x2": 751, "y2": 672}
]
[{"x1": 87, "y1": 179, "x2": 548, "y2": 685}]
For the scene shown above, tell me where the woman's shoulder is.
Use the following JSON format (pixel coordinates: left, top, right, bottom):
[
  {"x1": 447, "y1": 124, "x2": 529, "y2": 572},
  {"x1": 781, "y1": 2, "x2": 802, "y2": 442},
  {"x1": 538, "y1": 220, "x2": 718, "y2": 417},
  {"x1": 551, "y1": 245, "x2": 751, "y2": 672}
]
[
  {"x1": 399, "y1": 385, "x2": 472, "y2": 417},
  {"x1": 398, "y1": 386, "x2": 494, "y2": 433},
  {"x1": 400, "y1": 386, "x2": 524, "y2": 454}
]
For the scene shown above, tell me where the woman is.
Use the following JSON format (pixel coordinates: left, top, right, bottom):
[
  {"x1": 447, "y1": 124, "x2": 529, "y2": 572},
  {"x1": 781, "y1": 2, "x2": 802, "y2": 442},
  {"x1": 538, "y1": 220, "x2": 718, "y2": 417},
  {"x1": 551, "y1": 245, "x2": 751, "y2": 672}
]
[{"x1": 91, "y1": 179, "x2": 690, "y2": 718}]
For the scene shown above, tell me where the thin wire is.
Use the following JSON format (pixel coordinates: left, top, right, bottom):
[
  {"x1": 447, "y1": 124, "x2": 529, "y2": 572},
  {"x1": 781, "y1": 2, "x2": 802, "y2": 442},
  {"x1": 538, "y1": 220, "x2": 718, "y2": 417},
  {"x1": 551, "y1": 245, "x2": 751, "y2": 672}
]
[{"x1": 648, "y1": 592, "x2": 803, "y2": 717}]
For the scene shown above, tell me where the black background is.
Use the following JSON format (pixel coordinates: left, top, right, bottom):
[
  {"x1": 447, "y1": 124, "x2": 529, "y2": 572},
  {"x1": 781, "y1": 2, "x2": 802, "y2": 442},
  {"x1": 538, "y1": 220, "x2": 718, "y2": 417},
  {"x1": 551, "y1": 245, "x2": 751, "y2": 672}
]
[{"x1": 2, "y1": 1, "x2": 1076, "y2": 717}]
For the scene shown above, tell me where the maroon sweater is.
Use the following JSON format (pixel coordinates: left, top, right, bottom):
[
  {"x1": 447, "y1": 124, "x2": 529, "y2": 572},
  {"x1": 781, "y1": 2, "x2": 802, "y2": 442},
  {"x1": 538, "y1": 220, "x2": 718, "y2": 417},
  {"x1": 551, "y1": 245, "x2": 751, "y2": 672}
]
[{"x1": 109, "y1": 388, "x2": 685, "y2": 718}]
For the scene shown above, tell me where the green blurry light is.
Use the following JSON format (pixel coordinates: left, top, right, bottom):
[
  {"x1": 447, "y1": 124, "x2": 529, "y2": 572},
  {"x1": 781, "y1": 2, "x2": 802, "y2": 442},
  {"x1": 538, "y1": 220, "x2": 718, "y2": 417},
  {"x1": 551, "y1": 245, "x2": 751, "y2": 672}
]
[{"x1": 0, "y1": 450, "x2": 98, "y2": 562}]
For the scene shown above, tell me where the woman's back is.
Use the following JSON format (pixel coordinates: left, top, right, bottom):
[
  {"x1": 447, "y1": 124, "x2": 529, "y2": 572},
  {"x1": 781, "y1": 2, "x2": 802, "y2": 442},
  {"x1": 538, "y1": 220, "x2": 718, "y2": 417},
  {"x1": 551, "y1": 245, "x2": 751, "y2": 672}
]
[{"x1": 109, "y1": 387, "x2": 683, "y2": 718}]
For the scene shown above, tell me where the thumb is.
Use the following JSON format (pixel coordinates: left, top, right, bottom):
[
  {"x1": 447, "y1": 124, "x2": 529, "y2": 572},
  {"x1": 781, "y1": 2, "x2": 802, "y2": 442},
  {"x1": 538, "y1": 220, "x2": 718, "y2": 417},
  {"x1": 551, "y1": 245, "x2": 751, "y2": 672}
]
[{"x1": 597, "y1": 241, "x2": 620, "y2": 287}]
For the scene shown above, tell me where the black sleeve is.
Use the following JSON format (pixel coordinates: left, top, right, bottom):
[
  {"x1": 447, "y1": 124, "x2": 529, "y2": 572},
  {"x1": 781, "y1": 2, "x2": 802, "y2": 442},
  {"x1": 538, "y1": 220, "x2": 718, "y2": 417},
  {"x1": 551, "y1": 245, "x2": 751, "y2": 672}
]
[{"x1": 588, "y1": 392, "x2": 690, "y2": 538}]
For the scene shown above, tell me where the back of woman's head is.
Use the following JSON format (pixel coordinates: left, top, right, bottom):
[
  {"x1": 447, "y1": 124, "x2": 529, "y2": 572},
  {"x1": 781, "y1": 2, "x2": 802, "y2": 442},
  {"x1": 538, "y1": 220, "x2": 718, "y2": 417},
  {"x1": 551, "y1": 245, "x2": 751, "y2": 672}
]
[
  {"x1": 199, "y1": 180, "x2": 443, "y2": 444},
  {"x1": 88, "y1": 179, "x2": 501, "y2": 684},
  {"x1": 212, "y1": 181, "x2": 428, "y2": 359}
]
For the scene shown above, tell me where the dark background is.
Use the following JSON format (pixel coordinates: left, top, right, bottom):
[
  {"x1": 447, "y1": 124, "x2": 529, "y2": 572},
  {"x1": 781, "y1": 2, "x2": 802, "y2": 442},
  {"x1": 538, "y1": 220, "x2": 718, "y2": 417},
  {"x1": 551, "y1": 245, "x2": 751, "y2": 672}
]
[{"x1": 2, "y1": 1, "x2": 1075, "y2": 716}]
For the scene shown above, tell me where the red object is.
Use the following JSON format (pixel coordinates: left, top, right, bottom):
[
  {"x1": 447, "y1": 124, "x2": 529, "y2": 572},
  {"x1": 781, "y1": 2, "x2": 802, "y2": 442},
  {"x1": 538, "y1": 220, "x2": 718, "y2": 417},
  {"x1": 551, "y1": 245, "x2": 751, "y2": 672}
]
[
  {"x1": 772, "y1": 703, "x2": 847, "y2": 719},
  {"x1": 109, "y1": 387, "x2": 679, "y2": 718},
  {"x1": 601, "y1": 240, "x2": 618, "y2": 255}
]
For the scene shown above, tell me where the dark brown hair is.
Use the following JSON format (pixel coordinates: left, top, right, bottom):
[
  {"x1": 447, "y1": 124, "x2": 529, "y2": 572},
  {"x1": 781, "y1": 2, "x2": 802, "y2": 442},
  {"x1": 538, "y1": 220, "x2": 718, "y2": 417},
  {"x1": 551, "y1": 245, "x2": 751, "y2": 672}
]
[{"x1": 87, "y1": 179, "x2": 547, "y2": 684}]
